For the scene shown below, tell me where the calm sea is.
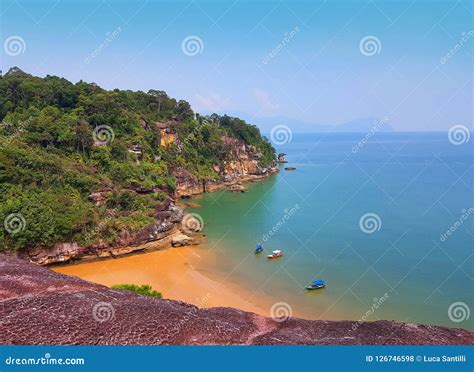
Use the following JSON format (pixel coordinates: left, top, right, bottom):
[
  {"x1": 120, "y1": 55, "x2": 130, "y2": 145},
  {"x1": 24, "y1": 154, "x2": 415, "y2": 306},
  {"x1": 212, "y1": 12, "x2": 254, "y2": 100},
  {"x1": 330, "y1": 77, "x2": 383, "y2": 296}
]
[{"x1": 188, "y1": 132, "x2": 473, "y2": 330}]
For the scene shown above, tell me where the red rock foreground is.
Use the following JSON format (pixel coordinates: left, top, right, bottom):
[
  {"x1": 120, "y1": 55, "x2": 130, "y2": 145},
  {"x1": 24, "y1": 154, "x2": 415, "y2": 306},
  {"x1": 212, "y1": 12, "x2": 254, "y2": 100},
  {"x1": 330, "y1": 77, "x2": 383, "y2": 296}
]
[{"x1": 1, "y1": 254, "x2": 472, "y2": 345}]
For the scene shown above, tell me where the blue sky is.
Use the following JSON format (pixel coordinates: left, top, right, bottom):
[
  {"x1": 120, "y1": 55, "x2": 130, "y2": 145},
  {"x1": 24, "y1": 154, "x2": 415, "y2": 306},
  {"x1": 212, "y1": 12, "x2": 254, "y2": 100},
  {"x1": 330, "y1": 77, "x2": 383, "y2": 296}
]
[{"x1": 1, "y1": 0, "x2": 472, "y2": 131}]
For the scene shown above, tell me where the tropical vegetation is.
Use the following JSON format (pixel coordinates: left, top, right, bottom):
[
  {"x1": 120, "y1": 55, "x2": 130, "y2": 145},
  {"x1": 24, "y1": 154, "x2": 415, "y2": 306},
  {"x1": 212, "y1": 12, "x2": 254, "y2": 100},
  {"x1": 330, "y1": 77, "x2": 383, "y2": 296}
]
[
  {"x1": 0, "y1": 67, "x2": 275, "y2": 251},
  {"x1": 111, "y1": 284, "x2": 162, "y2": 298}
]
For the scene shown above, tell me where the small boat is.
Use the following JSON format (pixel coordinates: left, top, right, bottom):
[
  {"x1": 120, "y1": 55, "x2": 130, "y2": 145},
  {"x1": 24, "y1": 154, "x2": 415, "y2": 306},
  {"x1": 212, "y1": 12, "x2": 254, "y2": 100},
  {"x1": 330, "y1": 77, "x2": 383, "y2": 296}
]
[
  {"x1": 255, "y1": 243, "x2": 263, "y2": 254},
  {"x1": 267, "y1": 250, "x2": 283, "y2": 259},
  {"x1": 305, "y1": 279, "x2": 325, "y2": 290}
]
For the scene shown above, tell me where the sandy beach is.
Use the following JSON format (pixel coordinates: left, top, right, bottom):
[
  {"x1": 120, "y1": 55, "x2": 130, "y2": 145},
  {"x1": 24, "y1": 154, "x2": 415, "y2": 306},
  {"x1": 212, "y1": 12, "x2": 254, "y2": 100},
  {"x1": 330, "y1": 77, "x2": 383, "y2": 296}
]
[{"x1": 53, "y1": 244, "x2": 270, "y2": 317}]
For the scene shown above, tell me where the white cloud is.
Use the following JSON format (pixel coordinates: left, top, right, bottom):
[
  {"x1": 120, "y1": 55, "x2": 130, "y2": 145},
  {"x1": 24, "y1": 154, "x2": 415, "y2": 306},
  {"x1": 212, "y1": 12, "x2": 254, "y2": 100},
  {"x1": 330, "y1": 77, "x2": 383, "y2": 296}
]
[
  {"x1": 253, "y1": 88, "x2": 279, "y2": 114},
  {"x1": 193, "y1": 93, "x2": 231, "y2": 113}
]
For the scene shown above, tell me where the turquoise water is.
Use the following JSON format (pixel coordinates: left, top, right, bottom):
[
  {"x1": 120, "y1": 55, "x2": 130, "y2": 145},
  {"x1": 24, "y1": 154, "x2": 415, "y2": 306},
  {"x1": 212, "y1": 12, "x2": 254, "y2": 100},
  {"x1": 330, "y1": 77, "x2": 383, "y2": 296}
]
[{"x1": 189, "y1": 133, "x2": 473, "y2": 330}]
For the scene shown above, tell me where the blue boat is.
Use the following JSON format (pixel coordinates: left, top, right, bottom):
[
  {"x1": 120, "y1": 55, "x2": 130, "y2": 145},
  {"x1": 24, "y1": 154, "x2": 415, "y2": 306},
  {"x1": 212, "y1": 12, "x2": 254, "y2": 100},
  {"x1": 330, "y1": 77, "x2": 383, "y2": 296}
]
[
  {"x1": 255, "y1": 243, "x2": 263, "y2": 254},
  {"x1": 305, "y1": 279, "x2": 325, "y2": 290}
]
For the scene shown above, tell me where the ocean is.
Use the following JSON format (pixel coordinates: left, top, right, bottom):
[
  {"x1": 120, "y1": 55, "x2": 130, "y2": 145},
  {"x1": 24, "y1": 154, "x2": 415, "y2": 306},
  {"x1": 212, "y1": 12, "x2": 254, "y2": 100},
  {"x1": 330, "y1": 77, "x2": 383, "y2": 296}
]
[{"x1": 188, "y1": 132, "x2": 473, "y2": 330}]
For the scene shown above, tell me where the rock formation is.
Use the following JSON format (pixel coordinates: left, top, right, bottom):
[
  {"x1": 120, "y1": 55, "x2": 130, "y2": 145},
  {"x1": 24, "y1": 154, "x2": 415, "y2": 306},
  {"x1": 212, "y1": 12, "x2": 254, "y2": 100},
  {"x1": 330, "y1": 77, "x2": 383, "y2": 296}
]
[
  {"x1": 229, "y1": 184, "x2": 247, "y2": 193},
  {"x1": 18, "y1": 201, "x2": 184, "y2": 265},
  {"x1": 278, "y1": 153, "x2": 287, "y2": 163},
  {"x1": 1, "y1": 254, "x2": 472, "y2": 346},
  {"x1": 88, "y1": 187, "x2": 113, "y2": 206},
  {"x1": 171, "y1": 234, "x2": 193, "y2": 246},
  {"x1": 176, "y1": 136, "x2": 278, "y2": 197},
  {"x1": 156, "y1": 120, "x2": 178, "y2": 148}
]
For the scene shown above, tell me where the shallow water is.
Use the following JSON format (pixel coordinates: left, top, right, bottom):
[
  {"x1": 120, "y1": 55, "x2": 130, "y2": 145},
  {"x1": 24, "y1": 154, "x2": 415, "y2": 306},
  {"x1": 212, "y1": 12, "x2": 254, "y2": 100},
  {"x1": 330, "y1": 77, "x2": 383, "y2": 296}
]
[{"x1": 187, "y1": 132, "x2": 473, "y2": 330}]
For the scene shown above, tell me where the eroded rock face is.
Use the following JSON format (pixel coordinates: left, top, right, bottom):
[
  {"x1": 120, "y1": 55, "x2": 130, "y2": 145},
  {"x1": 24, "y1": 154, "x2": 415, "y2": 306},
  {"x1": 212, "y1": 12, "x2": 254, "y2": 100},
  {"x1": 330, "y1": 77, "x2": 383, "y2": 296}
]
[
  {"x1": 175, "y1": 137, "x2": 278, "y2": 198},
  {"x1": 0, "y1": 254, "x2": 472, "y2": 346},
  {"x1": 19, "y1": 202, "x2": 184, "y2": 265},
  {"x1": 23, "y1": 243, "x2": 85, "y2": 266},
  {"x1": 88, "y1": 187, "x2": 113, "y2": 206},
  {"x1": 175, "y1": 170, "x2": 204, "y2": 197}
]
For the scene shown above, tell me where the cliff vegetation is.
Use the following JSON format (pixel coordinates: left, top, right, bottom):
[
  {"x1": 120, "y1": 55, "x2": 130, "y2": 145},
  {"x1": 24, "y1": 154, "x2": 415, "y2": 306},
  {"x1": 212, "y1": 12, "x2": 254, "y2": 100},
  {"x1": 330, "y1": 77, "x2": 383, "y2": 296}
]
[{"x1": 0, "y1": 67, "x2": 276, "y2": 253}]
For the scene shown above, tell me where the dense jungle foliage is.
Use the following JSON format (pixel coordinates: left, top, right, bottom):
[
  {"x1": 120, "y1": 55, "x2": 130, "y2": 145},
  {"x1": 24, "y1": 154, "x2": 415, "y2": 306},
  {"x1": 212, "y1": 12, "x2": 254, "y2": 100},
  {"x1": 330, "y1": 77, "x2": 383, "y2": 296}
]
[{"x1": 0, "y1": 67, "x2": 275, "y2": 251}]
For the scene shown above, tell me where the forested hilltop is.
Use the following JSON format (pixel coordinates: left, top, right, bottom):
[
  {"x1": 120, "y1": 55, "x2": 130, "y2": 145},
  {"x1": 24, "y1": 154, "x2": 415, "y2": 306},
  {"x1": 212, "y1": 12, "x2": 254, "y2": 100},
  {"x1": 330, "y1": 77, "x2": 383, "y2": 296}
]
[{"x1": 0, "y1": 67, "x2": 276, "y2": 253}]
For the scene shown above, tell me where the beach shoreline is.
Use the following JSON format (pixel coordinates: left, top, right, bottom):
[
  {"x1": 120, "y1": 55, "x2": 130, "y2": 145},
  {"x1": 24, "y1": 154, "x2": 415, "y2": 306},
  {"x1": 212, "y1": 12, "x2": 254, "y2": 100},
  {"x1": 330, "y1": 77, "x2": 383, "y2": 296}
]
[
  {"x1": 52, "y1": 242, "x2": 273, "y2": 317},
  {"x1": 6, "y1": 253, "x2": 474, "y2": 345},
  {"x1": 48, "y1": 175, "x2": 284, "y2": 317}
]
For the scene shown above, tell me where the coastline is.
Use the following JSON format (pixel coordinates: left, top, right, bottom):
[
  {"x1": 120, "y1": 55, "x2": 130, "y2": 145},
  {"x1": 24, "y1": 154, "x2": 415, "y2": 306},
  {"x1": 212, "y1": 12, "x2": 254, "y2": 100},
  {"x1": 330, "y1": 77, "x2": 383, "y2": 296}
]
[
  {"x1": 45, "y1": 170, "x2": 282, "y2": 318},
  {"x1": 19, "y1": 166, "x2": 279, "y2": 267},
  {"x1": 10, "y1": 166, "x2": 474, "y2": 335},
  {"x1": 53, "y1": 243, "x2": 273, "y2": 317},
  {"x1": 4, "y1": 252, "x2": 474, "y2": 345}
]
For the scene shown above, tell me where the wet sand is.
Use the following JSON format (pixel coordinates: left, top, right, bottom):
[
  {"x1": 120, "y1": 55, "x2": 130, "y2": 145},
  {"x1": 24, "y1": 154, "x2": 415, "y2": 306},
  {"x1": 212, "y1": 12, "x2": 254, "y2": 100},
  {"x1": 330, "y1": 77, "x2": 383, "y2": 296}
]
[{"x1": 53, "y1": 245, "x2": 271, "y2": 316}]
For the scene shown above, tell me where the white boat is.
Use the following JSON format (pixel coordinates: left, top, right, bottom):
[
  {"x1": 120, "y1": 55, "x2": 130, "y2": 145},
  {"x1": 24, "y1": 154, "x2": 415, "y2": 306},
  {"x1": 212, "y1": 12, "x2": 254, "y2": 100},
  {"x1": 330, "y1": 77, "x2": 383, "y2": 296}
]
[{"x1": 267, "y1": 250, "x2": 283, "y2": 259}]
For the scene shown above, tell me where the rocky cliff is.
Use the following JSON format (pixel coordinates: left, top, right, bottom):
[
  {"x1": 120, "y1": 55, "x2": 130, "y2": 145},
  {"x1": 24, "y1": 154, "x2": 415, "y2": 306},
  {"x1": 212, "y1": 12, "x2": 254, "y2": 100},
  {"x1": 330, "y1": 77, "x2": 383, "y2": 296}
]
[
  {"x1": 0, "y1": 254, "x2": 472, "y2": 345},
  {"x1": 19, "y1": 199, "x2": 184, "y2": 265},
  {"x1": 175, "y1": 136, "x2": 278, "y2": 197}
]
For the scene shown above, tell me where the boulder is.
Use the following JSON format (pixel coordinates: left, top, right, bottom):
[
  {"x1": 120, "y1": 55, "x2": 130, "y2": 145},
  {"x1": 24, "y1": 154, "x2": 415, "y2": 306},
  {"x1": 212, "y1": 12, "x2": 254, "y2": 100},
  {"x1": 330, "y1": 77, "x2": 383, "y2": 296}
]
[
  {"x1": 278, "y1": 153, "x2": 287, "y2": 163},
  {"x1": 132, "y1": 221, "x2": 175, "y2": 244},
  {"x1": 171, "y1": 234, "x2": 193, "y2": 246},
  {"x1": 229, "y1": 184, "x2": 247, "y2": 193}
]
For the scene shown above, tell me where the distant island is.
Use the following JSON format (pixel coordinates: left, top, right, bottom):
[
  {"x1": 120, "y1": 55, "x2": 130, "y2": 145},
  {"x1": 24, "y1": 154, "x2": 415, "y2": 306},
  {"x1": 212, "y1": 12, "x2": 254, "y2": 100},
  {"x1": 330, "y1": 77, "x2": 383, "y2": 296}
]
[{"x1": 0, "y1": 67, "x2": 278, "y2": 264}]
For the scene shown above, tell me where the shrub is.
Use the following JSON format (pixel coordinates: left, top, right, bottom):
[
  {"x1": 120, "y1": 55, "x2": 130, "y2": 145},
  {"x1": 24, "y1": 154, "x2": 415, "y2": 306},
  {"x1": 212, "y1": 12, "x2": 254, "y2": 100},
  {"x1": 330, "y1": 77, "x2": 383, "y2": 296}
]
[{"x1": 111, "y1": 284, "x2": 162, "y2": 298}]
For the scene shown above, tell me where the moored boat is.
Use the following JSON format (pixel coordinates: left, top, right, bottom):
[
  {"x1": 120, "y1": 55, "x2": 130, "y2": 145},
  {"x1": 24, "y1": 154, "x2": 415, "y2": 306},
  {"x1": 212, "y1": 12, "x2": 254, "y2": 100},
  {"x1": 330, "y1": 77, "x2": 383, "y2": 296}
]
[
  {"x1": 255, "y1": 243, "x2": 263, "y2": 254},
  {"x1": 267, "y1": 250, "x2": 283, "y2": 259},
  {"x1": 305, "y1": 279, "x2": 325, "y2": 290}
]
